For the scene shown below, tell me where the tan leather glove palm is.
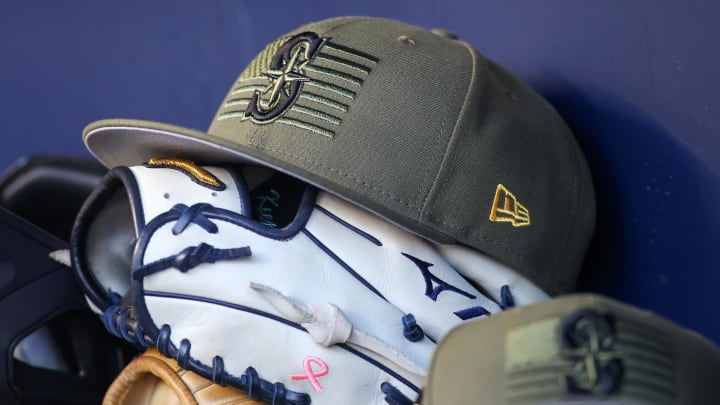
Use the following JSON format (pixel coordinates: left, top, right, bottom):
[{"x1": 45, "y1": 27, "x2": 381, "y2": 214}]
[{"x1": 104, "y1": 348, "x2": 262, "y2": 405}]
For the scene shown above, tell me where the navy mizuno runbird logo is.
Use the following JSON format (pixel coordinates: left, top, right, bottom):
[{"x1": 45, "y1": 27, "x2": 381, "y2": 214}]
[
  {"x1": 244, "y1": 32, "x2": 328, "y2": 124},
  {"x1": 402, "y1": 253, "x2": 490, "y2": 320}
]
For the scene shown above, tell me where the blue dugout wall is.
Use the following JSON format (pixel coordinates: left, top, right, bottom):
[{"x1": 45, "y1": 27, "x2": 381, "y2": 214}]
[{"x1": 1, "y1": 1, "x2": 718, "y2": 343}]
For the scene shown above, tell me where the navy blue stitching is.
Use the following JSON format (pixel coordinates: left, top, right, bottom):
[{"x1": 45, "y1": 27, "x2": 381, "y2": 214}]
[
  {"x1": 99, "y1": 304, "x2": 154, "y2": 347},
  {"x1": 153, "y1": 323, "x2": 310, "y2": 404},
  {"x1": 135, "y1": 320, "x2": 152, "y2": 348},
  {"x1": 381, "y1": 382, "x2": 415, "y2": 405},
  {"x1": 142, "y1": 289, "x2": 420, "y2": 393},
  {"x1": 401, "y1": 314, "x2": 424, "y2": 342},
  {"x1": 101, "y1": 304, "x2": 121, "y2": 336},
  {"x1": 314, "y1": 204, "x2": 383, "y2": 246},
  {"x1": 243, "y1": 367, "x2": 261, "y2": 401},
  {"x1": 301, "y1": 229, "x2": 386, "y2": 300},
  {"x1": 157, "y1": 324, "x2": 173, "y2": 358},
  {"x1": 130, "y1": 187, "x2": 318, "y2": 341},
  {"x1": 212, "y1": 356, "x2": 225, "y2": 385},
  {"x1": 454, "y1": 306, "x2": 490, "y2": 320},
  {"x1": 178, "y1": 338, "x2": 191, "y2": 369},
  {"x1": 171, "y1": 203, "x2": 218, "y2": 234},
  {"x1": 128, "y1": 183, "x2": 423, "y2": 401},
  {"x1": 132, "y1": 243, "x2": 251, "y2": 280},
  {"x1": 132, "y1": 189, "x2": 317, "y2": 272},
  {"x1": 501, "y1": 284, "x2": 515, "y2": 309},
  {"x1": 272, "y1": 382, "x2": 286, "y2": 404},
  {"x1": 118, "y1": 308, "x2": 133, "y2": 341}
]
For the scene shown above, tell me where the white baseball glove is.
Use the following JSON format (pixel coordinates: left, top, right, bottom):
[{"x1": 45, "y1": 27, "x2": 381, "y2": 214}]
[{"x1": 71, "y1": 158, "x2": 548, "y2": 405}]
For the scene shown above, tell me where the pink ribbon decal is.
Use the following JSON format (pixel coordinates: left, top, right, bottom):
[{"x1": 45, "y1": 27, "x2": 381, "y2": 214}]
[{"x1": 291, "y1": 356, "x2": 329, "y2": 392}]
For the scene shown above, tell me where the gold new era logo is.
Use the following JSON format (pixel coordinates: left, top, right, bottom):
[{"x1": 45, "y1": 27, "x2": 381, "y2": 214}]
[{"x1": 489, "y1": 184, "x2": 531, "y2": 227}]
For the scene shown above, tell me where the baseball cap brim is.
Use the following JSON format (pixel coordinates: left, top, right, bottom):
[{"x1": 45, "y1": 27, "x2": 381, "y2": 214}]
[
  {"x1": 84, "y1": 118, "x2": 339, "y2": 190},
  {"x1": 83, "y1": 118, "x2": 454, "y2": 243},
  {"x1": 85, "y1": 118, "x2": 282, "y2": 170}
]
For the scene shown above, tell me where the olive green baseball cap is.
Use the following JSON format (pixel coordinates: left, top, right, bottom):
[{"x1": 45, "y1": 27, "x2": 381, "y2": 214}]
[
  {"x1": 82, "y1": 17, "x2": 595, "y2": 294},
  {"x1": 422, "y1": 294, "x2": 720, "y2": 405}
]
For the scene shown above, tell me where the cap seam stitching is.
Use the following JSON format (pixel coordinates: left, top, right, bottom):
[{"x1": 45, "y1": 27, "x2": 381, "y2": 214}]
[
  {"x1": 420, "y1": 40, "x2": 478, "y2": 218},
  {"x1": 417, "y1": 117, "x2": 450, "y2": 220},
  {"x1": 418, "y1": 41, "x2": 526, "y2": 261}
]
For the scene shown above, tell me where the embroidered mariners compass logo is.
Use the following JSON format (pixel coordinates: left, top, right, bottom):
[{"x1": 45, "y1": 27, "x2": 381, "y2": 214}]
[
  {"x1": 243, "y1": 32, "x2": 328, "y2": 124},
  {"x1": 559, "y1": 309, "x2": 623, "y2": 395},
  {"x1": 222, "y1": 33, "x2": 377, "y2": 138}
]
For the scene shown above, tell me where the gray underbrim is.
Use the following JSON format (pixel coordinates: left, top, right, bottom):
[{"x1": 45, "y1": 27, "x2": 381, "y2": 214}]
[{"x1": 83, "y1": 118, "x2": 455, "y2": 245}]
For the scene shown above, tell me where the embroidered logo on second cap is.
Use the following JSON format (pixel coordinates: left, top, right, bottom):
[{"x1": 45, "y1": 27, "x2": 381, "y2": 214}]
[
  {"x1": 559, "y1": 309, "x2": 623, "y2": 396},
  {"x1": 243, "y1": 32, "x2": 328, "y2": 124},
  {"x1": 489, "y1": 184, "x2": 531, "y2": 227}
]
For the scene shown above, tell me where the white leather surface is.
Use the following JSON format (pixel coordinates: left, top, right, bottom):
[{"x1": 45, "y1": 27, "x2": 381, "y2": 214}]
[
  {"x1": 128, "y1": 165, "x2": 248, "y2": 222},
  {"x1": 90, "y1": 163, "x2": 549, "y2": 404}
]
